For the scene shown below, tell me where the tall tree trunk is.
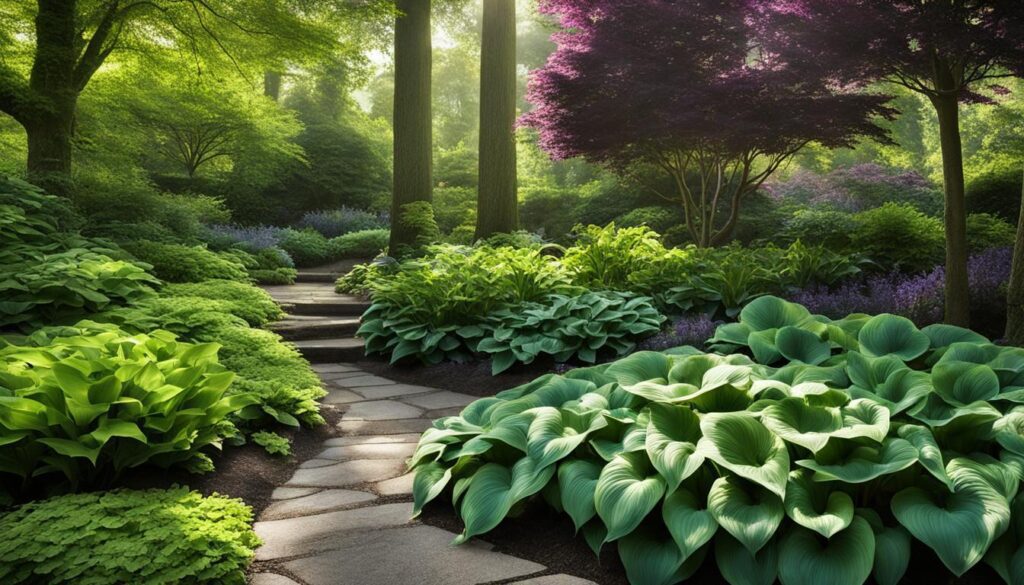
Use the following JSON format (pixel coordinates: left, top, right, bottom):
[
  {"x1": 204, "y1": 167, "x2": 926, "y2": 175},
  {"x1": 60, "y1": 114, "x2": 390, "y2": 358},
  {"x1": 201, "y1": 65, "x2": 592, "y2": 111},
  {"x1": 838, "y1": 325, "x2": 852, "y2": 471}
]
[
  {"x1": 475, "y1": 0, "x2": 518, "y2": 239},
  {"x1": 264, "y1": 71, "x2": 282, "y2": 101},
  {"x1": 1005, "y1": 166, "x2": 1024, "y2": 345},
  {"x1": 389, "y1": 0, "x2": 433, "y2": 253},
  {"x1": 26, "y1": 0, "x2": 80, "y2": 193},
  {"x1": 932, "y1": 93, "x2": 971, "y2": 327}
]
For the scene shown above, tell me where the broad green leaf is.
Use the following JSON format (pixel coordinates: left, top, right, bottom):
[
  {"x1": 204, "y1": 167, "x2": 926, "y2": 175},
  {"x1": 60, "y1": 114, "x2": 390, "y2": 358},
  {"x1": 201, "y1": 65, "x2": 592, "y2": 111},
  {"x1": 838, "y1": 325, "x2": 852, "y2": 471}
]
[
  {"x1": 662, "y1": 488, "x2": 717, "y2": 562},
  {"x1": 859, "y1": 509, "x2": 912, "y2": 585},
  {"x1": 455, "y1": 457, "x2": 555, "y2": 544},
  {"x1": 891, "y1": 457, "x2": 1012, "y2": 576},
  {"x1": 797, "y1": 438, "x2": 917, "y2": 483},
  {"x1": 714, "y1": 533, "x2": 778, "y2": 585},
  {"x1": 777, "y1": 516, "x2": 875, "y2": 585},
  {"x1": 784, "y1": 470, "x2": 854, "y2": 538},
  {"x1": 594, "y1": 451, "x2": 666, "y2": 542},
  {"x1": 740, "y1": 296, "x2": 813, "y2": 331},
  {"x1": 617, "y1": 525, "x2": 687, "y2": 585},
  {"x1": 412, "y1": 462, "x2": 452, "y2": 517},
  {"x1": 526, "y1": 407, "x2": 608, "y2": 470},
  {"x1": 698, "y1": 412, "x2": 789, "y2": 498},
  {"x1": 897, "y1": 424, "x2": 953, "y2": 491},
  {"x1": 645, "y1": 403, "x2": 703, "y2": 493},
  {"x1": 932, "y1": 361, "x2": 1001, "y2": 406},
  {"x1": 707, "y1": 476, "x2": 784, "y2": 554},
  {"x1": 921, "y1": 324, "x2": 989, "y2": 349},
  {"x1": 761, "y1": 398, "x2": 888, "y2": 454},
  {"x1": 776, "y1": 326, "x2": 831, "y2": 366},
  {"x1": 604, "y1": 351, "x2": 672, "y2": 387},
  {"x1": 558, "y1": 459, "x2": 602, "y2": 532},
  {"x1": 857, "y1": 314, "x2": 930, "y2": 361}
]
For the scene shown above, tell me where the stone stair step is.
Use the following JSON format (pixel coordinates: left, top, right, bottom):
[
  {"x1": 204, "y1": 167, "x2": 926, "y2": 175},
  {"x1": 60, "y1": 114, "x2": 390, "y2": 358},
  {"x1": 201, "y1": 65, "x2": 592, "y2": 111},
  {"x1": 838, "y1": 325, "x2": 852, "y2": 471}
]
[
  {"x1": 296, "y1": 272, "x2": 341, "y2": 284},
  {"x1": 293, "y1": 338, "x2": 365, "y2": 363},
  {"x1": 271, "y1": 317, "x2": 362, "y2": 341},
  {"x1": 285, "y1": 301, "x2": 370, "y2": 317}
]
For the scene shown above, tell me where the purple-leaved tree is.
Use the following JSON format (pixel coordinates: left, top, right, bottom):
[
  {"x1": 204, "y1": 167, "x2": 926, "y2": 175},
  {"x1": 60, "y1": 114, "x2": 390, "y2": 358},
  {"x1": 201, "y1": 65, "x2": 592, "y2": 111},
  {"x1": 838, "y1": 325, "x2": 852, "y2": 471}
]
[
  {"x1": 521, "y1": 0, "x2": 893, "y2": 248},
  {"x1": 753, "y1": 0, "x2": 1024, "y2": 326}
]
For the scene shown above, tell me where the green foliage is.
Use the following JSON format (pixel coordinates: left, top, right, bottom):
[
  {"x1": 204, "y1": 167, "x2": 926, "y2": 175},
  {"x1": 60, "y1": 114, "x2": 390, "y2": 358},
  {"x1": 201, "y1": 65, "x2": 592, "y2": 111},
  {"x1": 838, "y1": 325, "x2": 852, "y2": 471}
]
[
  {"x1": 968, "y1": 213, "x2": 1016, "y2": 252},
  {"x1": 278, "y1": 228, "x2": 333, "y2": 267},
  {"x1": 414, "y1": 295, "x2": 1024, "y2": 585},
  {"x1": 251, "y1": 431, "x2": 291, "y2": 456},
  {"x1": 329, "y1": 229, "x2": 390, "y2": 259},
  {"x1": 121, "y1": 241, "x2": 249, "y2": 283},
  {"x1": 562, "y1": 224, "x2": 666, "y2": 290},
  {"x1": 613, "y1": 206, "x2": 681, "y2": 234},
  {"x1": 0, "y1": 324, "x2": 254, "y2": 491},
  {"x1": 850, "y1": 203, "x2": 944, "y2": 273},
  {"x1": 395, "y1": 201, "x2": 442, "y2": 257},
  {"x1": 249, "y1": 268, "x2": 298, "y2": 285},
  {"x1": 780, "y1": 208, "x2": 858, "y2": 250},
  {"x1": 161, "y1": 280, "x2": 284, "y2": 327},
  {"x1": 967, "y1": 169, "x2": 1024, "y2": 222},
  {"x1": 433, "y1": 186, "x2": 477, "y2": 234},
  {"x1": 0, "y1": 488, "x2": 258, "y2": 584}
]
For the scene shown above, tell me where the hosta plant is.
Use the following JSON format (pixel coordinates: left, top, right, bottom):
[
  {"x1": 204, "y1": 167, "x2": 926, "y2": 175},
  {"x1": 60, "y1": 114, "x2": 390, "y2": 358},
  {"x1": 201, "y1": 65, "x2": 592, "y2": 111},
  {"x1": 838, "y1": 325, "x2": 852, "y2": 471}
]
[
  {"x1": 411, "y1": 295, "x2": 1024, "y2": 585},
  {"x1": 0, "y1": 323, "x2": 256, "y2": 492}
]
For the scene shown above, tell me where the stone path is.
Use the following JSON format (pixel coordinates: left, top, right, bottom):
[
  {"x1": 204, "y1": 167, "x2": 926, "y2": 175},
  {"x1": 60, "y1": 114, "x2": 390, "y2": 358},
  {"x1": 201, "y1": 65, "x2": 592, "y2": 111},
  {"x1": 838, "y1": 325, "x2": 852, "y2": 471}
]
[{"x1": 252, "y1": 272, "x2": 597, "y2": 585}]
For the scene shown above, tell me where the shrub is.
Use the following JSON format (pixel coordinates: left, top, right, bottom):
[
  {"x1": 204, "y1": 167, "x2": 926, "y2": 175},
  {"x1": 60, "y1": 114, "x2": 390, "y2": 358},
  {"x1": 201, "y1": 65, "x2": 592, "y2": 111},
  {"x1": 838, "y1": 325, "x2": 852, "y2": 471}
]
[
  {"x1": 277, "y1": 228, "x2": 332, "y2": 267},
  {"x1": 335, "y1": 257, "x2": 398, "y2": 296},
  {"x1": 850, "y1": 202, "x2": 944, "y2": 273},
  {"x1": 780, "y1": 207, "x2": 857, "y2": 250},
  {"x1": 967, "y1": 168, "x2": 1023, "y2": 222},
  {"x1": 161, "y1": 280, "x2": 284, "y2": 327},
  {"x1": 251, "y1": 431, "x2": 292, "y2": 456},
  {"x1": 249, "y1": 268, "x2": 298, "y2": 285},
  {"x1": 613, "y1": 206, "x2": 680, "y2": 234},
  {"x1": 394, "y1": 201, "x2": 441, "y2": 257},
  {"x1": 296, "y1": 207, "x2": 388, "y2": 238},
  {"x1": 0, "y1": 488, "x2": 258, "y2": 584},
  {"x1": 561, "y1": 224, "x2": 666, "y2": 289},
  {"x1": 413, "y1": 295, "x2": 1024, "y2": 585},
  {"x1": 519, "y1": 186, "x2": 586, "y2": 241},
  {"x1": 121, "y1": 241, "x2": 249, "y2": 283},
  {"x1": 766, "y1": 164, "x2": 943, "y2": 215},
  {"x1": 202, "y1": 224, "x2": 283, "y2": 252},
  {"x1": 0, "y1": 324, "x2": 254, "y2": 492},
  {"x1": 433, "y1": 186, "x2": 477, "y2": 233},
  {"x1": 328, "y1": 229, "x2": 390, "y2": 259},
  {"x1": 968, "y1": 212, "x2": 1016, "y2": 252}
]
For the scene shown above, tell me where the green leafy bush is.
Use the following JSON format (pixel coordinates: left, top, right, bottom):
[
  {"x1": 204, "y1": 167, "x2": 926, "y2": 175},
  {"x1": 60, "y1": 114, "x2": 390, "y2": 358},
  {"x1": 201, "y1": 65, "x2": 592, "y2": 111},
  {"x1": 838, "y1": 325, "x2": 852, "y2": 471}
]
[
  {"x1": 249, "y1": 268, "x2": 298, "y2": 285},
  {"x1": 412, "y1": 294, "x2": 1024, "y2": 585},
  {"x1": 561, "y1": 224, "x2": 666, "y2": 289},
  {"x1": 967, "y1": 169, "x2": 1023, "y2": 222},
  {"x1": 252, "y1": 431, "x2": 292, "y2": 456},
  {"x1": 780, "y1": 208, "x2": 858, "y2": 250},
  {"x1": 394, "y1": 201, "x2": 441, "y2": 257},
  {"x1": 328, "y1": 228, "x2": 390, "y2": 259},
  {"x1": 968, "y1": 213, "x2": 1016, "y2": 252},
  {"x1": 850, "y1": 202, "x2": 944, "y2": 273},
  {"x1": 278, "y1": 228, "x2": 332, "y2": 267},
  {"x1": 0, "y1": 324, "x2": 254, "y2": 491},
  {"x1": 121, "y1": 241, "x2": 249, "y2": 283},
  {"x1": 613, "y1": 206, "x2": 681, "y2": 234},
  {"x1": 161, "y1": 280, "x2": 284, "y2": 327},
  {"x1": 0, "y1": 488, "x2": 258, "y2": 584}
]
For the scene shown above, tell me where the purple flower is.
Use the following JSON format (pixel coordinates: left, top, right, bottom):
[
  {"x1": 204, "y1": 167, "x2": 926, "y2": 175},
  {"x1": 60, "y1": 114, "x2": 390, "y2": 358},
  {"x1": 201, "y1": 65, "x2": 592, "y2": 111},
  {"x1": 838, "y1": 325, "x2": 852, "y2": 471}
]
[
  {"x1": 297, "y1": 207, "x2": 389, "y2": 238},
  {"x1": 639, "y1": 314, "x2": 720, "y2": 351},
  {"x1": 204, "y1": 224, "x2": 283, "y2": 251}
]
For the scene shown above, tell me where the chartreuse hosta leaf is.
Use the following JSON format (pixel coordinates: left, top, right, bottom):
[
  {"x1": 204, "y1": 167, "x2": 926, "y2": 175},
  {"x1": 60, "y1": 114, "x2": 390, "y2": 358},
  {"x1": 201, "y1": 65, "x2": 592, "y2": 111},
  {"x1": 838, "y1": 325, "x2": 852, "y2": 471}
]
[
  {"x1": 892, "y1": 457, "x2": 1013, "y2": 576},
  {"x1": 455, "y1": 456, "x2": 556, "y2": 544},
  {"x1": 714, "y1": 533, "x2": 778, "y2": 585},
  {"x1": 777, "y1": 515, "x2": 875, "y2": 585},
  {"x1": 857, "y1": 314, "x2": 930, "y2": 362},
  {"x1": 558, "y1": 459, "x2": 602, "y2": 532},
  {"x1": 798, "y1": 438, "x2": 918, "y2": 483},
  {"x1": 761, "y1": 398, "x2": 889, "y2": 454},
  {"x1": 707, "y1": 476, "x2": 784, "y2": 554},
  {"x1": 859, "y1": 508, "x2": 912, "y2": 585},
  {"x1": 644, "y1": 403, "x2": 703, "y2": 493},
  {"x1": 784, "y1": 470, "x2": 854, "y2": 538},
  {"x1": 697, "y1": 412, "x2": 789, "y2": 498},
  {"x1": 526, "y1": 406, "x2": 608, "y2": 470},
  {"x1": 594, "y1": 451, "x2": 666, "y2": 542}
]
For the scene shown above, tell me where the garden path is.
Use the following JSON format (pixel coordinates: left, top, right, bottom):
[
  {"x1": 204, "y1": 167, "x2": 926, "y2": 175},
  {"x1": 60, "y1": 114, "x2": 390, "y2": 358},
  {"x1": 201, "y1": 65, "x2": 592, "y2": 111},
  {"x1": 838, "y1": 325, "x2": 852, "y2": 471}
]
[{"x1": 251, "y1": 271, "x2": 596, "y2": 585}]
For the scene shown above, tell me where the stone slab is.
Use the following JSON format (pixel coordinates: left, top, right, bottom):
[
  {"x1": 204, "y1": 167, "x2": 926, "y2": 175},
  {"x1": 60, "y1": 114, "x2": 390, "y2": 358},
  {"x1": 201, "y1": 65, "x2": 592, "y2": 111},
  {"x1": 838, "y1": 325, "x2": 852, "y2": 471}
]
[
  {"x1": 312, "y1": 364, "x2": 360, "y2": 374},
  {"x1": 351, "y1": 383, "x2": 439, "y2": 400},
  {"x1": 255, "y1": 502, "x2": 414, "y2": 560},
  {"x1": 323, "y1": 433, "x2": 423, "y2": 447},
  {"x1": 298, "y1": 458, "x2": 341, "y2": 470},
  {"x1": 401, "y1": 390, "x2": 475, "y2": 410},
  {"x1": 335, "y1": 374, "x2": 396, "y2": 388},
  {"x1": 322, "y1": 388, "x2": 364, "y2": 404},
  {"x1": 250, "y1": 573, "x2": 302, "y2": 585},
  {"x1": 339, "y1": 418, "x2": 432, "y2": 435},
  {"x1": 344, "y1": 400, "x2": 424, "y2": 421},
  {"x1": 512, "y1": 575, "x2": 599, "y2": 585},
  {"x1": 271, "y1": 487, "x2": 320, "y2": 501},
  {"x1": 282, "y1": 525, "x2": 545, "y2": 585},
  {"x1": 317, "y1": 442, "x2": 416, "y2": 461},
  {"x1": 375, "y1": 473, "x2": 415, "y2": 496},
  {"x1": 261, "y1": 489, "x2": 377, "y2": 521},
  {"x1": 286, "y1": 458, "x2": 407, "y2": 487}
]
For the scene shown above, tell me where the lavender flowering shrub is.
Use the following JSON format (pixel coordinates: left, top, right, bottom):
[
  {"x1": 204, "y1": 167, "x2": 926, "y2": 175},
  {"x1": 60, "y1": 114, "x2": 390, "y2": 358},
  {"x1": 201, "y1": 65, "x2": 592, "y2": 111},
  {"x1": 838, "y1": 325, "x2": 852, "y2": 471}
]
[
  {"x1": 638, "y1": 314, "x2": 720, "y2": 352},
  {"x1": 297, "y1": 207, "x2": 389, "y2": 238},
  {"x1": 765, "y1": 163, "x2": 942, "y2": 215},
  {"x1": 203, "y1": 224, "x2": 283, "y2": 252}
]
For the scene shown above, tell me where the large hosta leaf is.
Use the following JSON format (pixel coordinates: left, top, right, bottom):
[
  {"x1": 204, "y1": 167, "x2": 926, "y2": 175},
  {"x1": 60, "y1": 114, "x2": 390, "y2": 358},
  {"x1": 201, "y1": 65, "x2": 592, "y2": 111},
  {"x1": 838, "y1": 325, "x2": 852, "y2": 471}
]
[
  {"x1": 455, "y1": 457, "x2": 556, "y2": 544},
  {"x1": 558, "y1": 459, "x2": 603, "y2": 532},
  {"x1": 777, "y1": 516, "x2": 875, "y2": 585},
  {"x1": 662, "y1": 488, "x2": 717, "y2": 562},
  {"x1": 617, "y1": 525, "x2": 704, "y2": 585},
  {"x1": 698, "y1": 413, "x2": 789, "y2": 498},
  {"x1": 897, "y1": 424, "x2": 953, "y2": 491},
  {"x1": 891, "y1": 457, "x2": 1012, "y2": 576},
  {"x1": 412, "y1": 462, "x2": 452, "y2": 517},
  {"x1": 797, "y1": 438, "x2": 918, "y2": 483},
  {"x1": 526, "y1": 407, "x2": 608, "y2": 470},
  {"x1": 604, "y1": 351, "x2": 673, "y2": 387},
  {"x1": 857, "y1": 314, "x2": 930, "y2": 361},
  {"x1": 740, "y1": 296, "x2": 814, "y2": 331},
  {"x1": 921, "y1": 324, "x2": 989, "y2": 349},
  {"x1": 645, "y1": 403, "x2": 703, "y2": 493},
  {"x1": 783, "y1": 470, "x2": 854, "y2": 538},
  {"x1": 715, "y1": 533, "x2": 779, "y2": 585},
  {"x1": 594, "y1": 451, "x2": 666, "y2": 542},
  {"x1": 859, "y1": 509, "x2": 912, "y2": 585},
  {"x1": 761, "y1": 398, "x2": 888, "y2": 454},
  {"x1": 707, "y1": 476, "x2": 784, "y2": 554},
  {"x1": 931, "y1": 361, "x2": 1001, "y2": 406},
  {"x1": 776, "y1": 325, "x2": 831, "y2": 366}
]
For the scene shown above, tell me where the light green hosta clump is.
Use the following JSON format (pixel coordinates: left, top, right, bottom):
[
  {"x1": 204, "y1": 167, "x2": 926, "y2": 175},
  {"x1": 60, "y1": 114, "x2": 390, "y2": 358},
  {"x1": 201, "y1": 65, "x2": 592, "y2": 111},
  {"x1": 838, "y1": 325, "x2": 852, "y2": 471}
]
[{"x1": 411, "y1": 295, "x2": 1024, "y2": 585}]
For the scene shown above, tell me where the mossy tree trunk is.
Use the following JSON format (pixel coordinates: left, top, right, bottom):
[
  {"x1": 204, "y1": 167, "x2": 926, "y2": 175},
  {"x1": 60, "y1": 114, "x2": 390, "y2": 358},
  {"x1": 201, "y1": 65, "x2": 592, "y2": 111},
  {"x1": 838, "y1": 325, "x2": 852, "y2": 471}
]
[
  {"x1": 1005, "y1": 167, "x2": 1024, "y2": 345},
  {"x1": 475, "y1": 0, "x2": 518, "y2": 240},
  {"x1": 389, "y1": 0, "x2": 434, "y2": 252}
]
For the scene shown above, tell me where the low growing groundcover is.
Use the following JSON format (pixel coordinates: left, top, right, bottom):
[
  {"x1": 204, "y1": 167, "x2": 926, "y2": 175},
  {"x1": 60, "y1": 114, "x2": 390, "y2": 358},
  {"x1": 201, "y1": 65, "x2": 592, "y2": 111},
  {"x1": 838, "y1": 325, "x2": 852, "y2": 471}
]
[{"x1": 411, "y1": 296, "x2": 1024, "y2": 585}]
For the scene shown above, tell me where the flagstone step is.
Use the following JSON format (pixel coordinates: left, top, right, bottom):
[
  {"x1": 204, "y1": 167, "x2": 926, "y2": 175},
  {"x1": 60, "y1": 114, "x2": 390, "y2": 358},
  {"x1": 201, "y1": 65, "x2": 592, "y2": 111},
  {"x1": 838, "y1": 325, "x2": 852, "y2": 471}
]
[
  {"x1": 270, "y1": 316, "x2": 361, "y2": 341},
  {"x1": 292, "y1": 337, "x2": 365, "y2": 363}
]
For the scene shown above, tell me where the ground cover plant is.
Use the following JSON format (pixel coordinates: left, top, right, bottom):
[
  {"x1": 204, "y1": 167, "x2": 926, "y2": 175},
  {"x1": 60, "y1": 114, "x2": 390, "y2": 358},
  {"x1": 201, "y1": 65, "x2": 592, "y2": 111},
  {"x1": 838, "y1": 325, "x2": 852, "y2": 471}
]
[{"x1": 411, "y1": 295, "x2": 1024, "y2": 585}]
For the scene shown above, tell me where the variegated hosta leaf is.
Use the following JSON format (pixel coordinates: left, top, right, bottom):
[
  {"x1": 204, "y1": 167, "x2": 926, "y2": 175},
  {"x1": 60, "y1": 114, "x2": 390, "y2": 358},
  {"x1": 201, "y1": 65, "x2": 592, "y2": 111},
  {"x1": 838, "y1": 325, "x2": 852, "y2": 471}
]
[
  {"x1": 454, "y1": 457, "x2": 556, "y2": 544},
  {"x1": 662, "y1": 488, "x2": 717, "y2": 562},
  {"x1": 859, "y1": 509, "x2": 912, "y2": 585},
  {"x1": 760, "y1": 398, "x2": 888, "y2": 454},
  {"x1": 714, "y1": 532, "x2": 778, "y2": 585},
  {"x1": 995, "y1": 411, "x2": 1024, "y2": 458},
  {"x1": 645, "y1": 403, "x2": 703, "y2": 493},
  {"x1": 412, "y1": 462, "x2": 452, "y2": 517},
  {"x1": 931, "y1": 361, "x2": 1001, "y2": 406},
  {"x1": 697, "y1": 412, "x2": 789, "y2": 498},
  {"x1": 857, "y1": 314, "x2": 930, "y2": 362},
  {"x1": 590, "y1": 412, "x2": 648, "y2": 461},
  {"x1": 777, "y1": 516, "x2": 875, "y2": 585},
  {"x1": 797, "y1": 437, "x2": 918, "y2": 483},
  {"x1": 707, "y1": 476, "x2": 784, "y2": 554},
  {"x1": 487, "y1": 377, "x2": 597, "y2": 423},
  {"x1": 784, "y1": 470, "x2": 854, "y2": 538},
  {"x1": 891, "y1": 457, "x2": 1013, "y2": 576},
  {"x1": 558, "y1": 459, "x2": 603, "y2": 532},
  {"x1": 594, "y1": 451, "x2": 666, "y2": 542},
  {"x1": 603, "y1": 351, "x2": 673, "y2": 387},
  {"x1": 525, "y1": 407, "x2": 608, "y2": 470}
]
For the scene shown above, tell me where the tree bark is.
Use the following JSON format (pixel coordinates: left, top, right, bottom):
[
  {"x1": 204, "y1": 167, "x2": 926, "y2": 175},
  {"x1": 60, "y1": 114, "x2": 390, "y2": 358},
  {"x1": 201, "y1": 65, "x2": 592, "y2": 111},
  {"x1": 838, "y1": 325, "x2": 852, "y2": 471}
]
[
  {"x1": 1005, "y1": 166, "x2": 1024, "y2": 345},
  {"x1": 932, "y1": 93, "x2": 971, "y2": 327},
  {"x1": 475, "y1": 0, "x2": 518, "y2": 239},
  {"x1": 389, "y1": 0, "x2": 434, "y2": 253},
  {"x1": 25, "y1": 0, "x2": 80, "y2": 192},
  {"x1": 264, "y1": 71, "x2": 282, "y2": 101}
]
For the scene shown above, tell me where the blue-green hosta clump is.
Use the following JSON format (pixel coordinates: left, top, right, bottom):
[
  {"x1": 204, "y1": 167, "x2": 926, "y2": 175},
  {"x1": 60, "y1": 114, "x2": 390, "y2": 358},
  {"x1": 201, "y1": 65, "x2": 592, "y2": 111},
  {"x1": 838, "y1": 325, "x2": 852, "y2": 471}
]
[
  {"x1": 0, "y1": 323, "x2": 256, "y2": 492},
  {"x1": 411, "y1": 295, "x2": 1024, "y2": 585}
]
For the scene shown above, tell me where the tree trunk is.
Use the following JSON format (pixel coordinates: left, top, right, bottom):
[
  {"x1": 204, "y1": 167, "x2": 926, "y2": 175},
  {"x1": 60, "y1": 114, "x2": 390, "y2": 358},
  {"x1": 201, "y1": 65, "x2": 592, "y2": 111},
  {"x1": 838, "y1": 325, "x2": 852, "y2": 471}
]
[
  {"x1": 475, "y1": 0, "x2": 518, "y2": 240},
  {"x1": 932, "y1": 93, "x2": 971, "y2": 327},
  {"x1": 264, "y1": 71, "x2": 282, "y2": 101},
  {"x1": 389, "y1": 0, "x2": 433, "y2": 253},
  {"x1": 1005, "y1": 166, "x2": 1024, "y2": 345},
  {"x1": 25, "y1": 0, "x2": 80, "y2": 193}
]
